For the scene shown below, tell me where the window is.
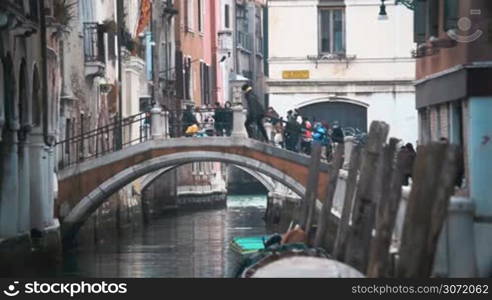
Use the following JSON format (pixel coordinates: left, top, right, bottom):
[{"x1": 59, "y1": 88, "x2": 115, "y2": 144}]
[
  {"x1": 225, "y1": 4, "x2": 230, "y2": 29},
  {"x1": 200, "y1": 62, "x2": 211, "y2": 105},
  {"x1": 198, "y1": 0, "x2": 204, "y2": 33},
  {"x1": 414, "y1": 0, "x2": 459, "y2": 44},
  {"x1": 175, "y1": 51, "x2": 184, "y2": 99},
  {"x1": 319, "y1": 8, "x2": 345, "y2": 54},
  {"x1": 31, "y1": 68, "x2": 41, "y2": 126},
  {"x1": 236, "y1": 5, "x2": 251, "y2": 51},
  {"x1": 186, "y1": 0, "x2": 194, "y2": 32},
  {"x1": 184, "y1": 57, "x2": 191, "y2": 100}
]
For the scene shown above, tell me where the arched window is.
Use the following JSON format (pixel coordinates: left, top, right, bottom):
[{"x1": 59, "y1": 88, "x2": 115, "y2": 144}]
[
  {"x1": 298, "y1": 98, "x2": 368, "y2": 132},
  {"x1": 3, "y1": 54, "x2": 15, "y2": 129},
  {"x1": 32, "y1": 67, "x2": 42, "y2": 127},
  {"x1": 0, "y1": 57, "x2": 5, "y2": 130},
  {"x1": 19, "y1": 60, "x2": 29, "y2": 129}
]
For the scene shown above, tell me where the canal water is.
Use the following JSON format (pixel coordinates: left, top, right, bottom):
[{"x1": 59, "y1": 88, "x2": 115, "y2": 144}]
[{"x1": 59, "y1": 194, "x2": 267, "y2": 278}]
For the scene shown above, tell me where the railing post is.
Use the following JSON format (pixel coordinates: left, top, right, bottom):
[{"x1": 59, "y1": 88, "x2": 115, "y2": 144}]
[
  {"x1": 161, "y1": 110, "x2": 170, "y2": 138},
  {"x1": 230, "y1": 77, "x2": 248, "y2": 138},
  {"x1": 151, "y1": 105, "x2": 163, "y2": 139},
  {"x1": 343, "y1": 136, "x2": 356, "y2": 169},
  {"x1": 231, "y1": 105, "x2": 248, "y2": 138}
]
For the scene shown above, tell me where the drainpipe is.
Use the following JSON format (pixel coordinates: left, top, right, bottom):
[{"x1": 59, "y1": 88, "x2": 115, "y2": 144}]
[{"x1": 40, "y1": 0, "x2": 51, "y2": 146}]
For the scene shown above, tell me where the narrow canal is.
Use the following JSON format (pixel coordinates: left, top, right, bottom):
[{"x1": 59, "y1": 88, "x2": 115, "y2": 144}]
[{"x1": 59, "y1": 194, "x2": 267, "y2": 278}]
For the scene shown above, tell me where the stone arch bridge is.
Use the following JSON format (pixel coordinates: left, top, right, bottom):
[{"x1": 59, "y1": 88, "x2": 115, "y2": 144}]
[{"x1": 58, "y1": 137, "x2": 331, "y2": 242}]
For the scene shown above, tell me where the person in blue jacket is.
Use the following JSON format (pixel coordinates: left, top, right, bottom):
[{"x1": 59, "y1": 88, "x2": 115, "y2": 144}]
[{"x1": 312, "y1": 122, "x2": 332, "y2": 160}]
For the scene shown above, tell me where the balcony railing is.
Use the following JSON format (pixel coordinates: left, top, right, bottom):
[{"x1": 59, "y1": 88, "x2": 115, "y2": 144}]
[{"x1": 83, "y1": 22, "x2": 106, "y2": 63}]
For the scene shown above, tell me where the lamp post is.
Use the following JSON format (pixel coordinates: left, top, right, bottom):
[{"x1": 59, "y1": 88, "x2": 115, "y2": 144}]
[
  {"x1": 378, "y1": 0, "x2": 388, "y2": 20},
  {"x1": 380, "y1": 0, "x2": 416, "y2": 20}
]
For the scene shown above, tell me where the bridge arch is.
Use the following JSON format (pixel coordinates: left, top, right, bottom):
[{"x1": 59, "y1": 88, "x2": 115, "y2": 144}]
[
  {"x1": 62, "y1": 151, "x2": 311, "y2": 242},
  {"x1": 58, "y1": 138, "x2": 330, "y2": 242}
]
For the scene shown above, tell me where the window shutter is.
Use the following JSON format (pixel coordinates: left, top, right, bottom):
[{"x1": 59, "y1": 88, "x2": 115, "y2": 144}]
[
  {"x1": 175, "y1": 51, "x2": 184, "y2": 99},
  {"x1": 414, "y1": 0, "x2": 428, "y2": 43},
  {"x1": 185, "y1": 58, "x2": 191, "y2": 100},
  {"x1": 444, "y1": 0, "x2": 459, "y2": 31}
]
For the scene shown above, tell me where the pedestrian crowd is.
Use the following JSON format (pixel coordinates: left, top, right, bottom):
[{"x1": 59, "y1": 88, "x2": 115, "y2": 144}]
[
  {"x1": 181, "y1": 101, "x2": 234, "y2": 138},
  {"x1": 176, "y1": 83, "x2": 469, "y2": 190}
]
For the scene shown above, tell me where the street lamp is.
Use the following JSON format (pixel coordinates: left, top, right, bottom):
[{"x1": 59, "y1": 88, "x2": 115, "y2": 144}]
[{"x1": 378, "y1": 0, "x2": 389, "y2": 21}]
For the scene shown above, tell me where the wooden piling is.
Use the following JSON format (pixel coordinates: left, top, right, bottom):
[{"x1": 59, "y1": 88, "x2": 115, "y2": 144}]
[
  {"x1": 344, "y1": 121, "x2": 389, "y2": 273},
  {"x1": 300, "y1": 143, "x2": 323, "y2": 232},
  {"x1": 313, "y1": 143, "x2": 345, "y2": 248},
  {"x1": 367, "y1": 138, "x2": 401, "y2": 277},
  {"x1": 396, "y1": 143, "x2": 458, "y2": 278},
  {"x1": 333, "y1": 144, "x2": 362, "y2": 261}
]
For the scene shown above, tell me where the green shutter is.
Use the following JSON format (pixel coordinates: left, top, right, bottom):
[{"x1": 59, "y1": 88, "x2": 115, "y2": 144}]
[
  {"x1": 414, "y1": 0, "x2": 427, "y2": 43},
  {"x1": 444, "y1": 0, "x2": 459, "y2": 31}
]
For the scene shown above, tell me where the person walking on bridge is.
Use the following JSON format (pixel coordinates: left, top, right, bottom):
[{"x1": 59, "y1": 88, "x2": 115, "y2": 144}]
[{"x1": 242, "y1": 83, "x2": 269, "y2": 142}]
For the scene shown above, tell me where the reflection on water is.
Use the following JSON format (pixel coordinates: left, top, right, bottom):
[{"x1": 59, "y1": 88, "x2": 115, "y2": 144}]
[{"x1": 60, "y1": 194, "x2": 267, "y2": 278}]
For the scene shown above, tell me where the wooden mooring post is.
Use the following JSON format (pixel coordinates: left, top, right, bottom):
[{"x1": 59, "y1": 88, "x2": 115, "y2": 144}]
[
  {"x1": 300, "y1": 143, "x2": 323, "y2": 232},
  {"x1": 367, "y1": 138, "x2": 402, "y2": 277},
  {"x1": 313, "y1": 143, "x2": 345, "y2": 248},
  {"x1": 344, "y1": 121, "x2": 389, "y2": 273},
  {"x1": 333, "y1": 144, "x2": 362, "y2": 261}
]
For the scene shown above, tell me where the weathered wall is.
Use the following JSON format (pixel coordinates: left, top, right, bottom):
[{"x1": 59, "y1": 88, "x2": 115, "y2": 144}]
[
  {"x1": 76, "y1": 183, "x2": 143, "y2": 248},
  {"x1": 268, "y1": 0, "x2": 417, "y2": 144},
  {"x1": 142, "y1": 169, "x2": 178, "y2": 223}
]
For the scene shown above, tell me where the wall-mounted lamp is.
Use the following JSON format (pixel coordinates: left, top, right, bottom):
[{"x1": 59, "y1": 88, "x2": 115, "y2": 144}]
[{"x1": 378, "y1": 0, "x2": 389, "y2": 21}]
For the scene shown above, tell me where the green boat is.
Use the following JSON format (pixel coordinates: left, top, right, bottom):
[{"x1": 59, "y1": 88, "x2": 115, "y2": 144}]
[{"x1": 229, "y1": 235, "x2": 268, "y2": 277}]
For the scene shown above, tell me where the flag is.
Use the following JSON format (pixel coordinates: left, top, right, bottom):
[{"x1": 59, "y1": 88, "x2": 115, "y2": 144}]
[{"x1": 136, "y1": 0, "x2": 152, "y2": 36}]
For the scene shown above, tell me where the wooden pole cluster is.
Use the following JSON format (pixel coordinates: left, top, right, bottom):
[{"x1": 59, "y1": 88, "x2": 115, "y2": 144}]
[{"x1": 295, "y1": 120, "x2": 459, "y2": 278}]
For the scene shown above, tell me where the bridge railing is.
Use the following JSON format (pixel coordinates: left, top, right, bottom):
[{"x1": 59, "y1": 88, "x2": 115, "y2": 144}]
[
  {"x1": 56, "y1": 112, "x2": 151, "y2": 170},
  {"x1": 56, "y1": 104, "x2": 250, "y2": 170}
]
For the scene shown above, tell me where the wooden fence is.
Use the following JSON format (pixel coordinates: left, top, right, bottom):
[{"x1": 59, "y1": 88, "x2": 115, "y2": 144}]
[{"x1": 299, "y1": 121, "x2": 459, "y2": 278}]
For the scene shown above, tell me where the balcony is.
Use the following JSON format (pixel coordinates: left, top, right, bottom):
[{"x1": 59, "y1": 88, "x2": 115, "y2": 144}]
[
  {"x1": 0, "y1": 1, "x2": 38, "y2": 37},
  {"x1": 83, "y1": 22, "x2": 106, "y2": 77},
  {"x1": 218, "y1": 30, "x2": 233, "y2": 51}
]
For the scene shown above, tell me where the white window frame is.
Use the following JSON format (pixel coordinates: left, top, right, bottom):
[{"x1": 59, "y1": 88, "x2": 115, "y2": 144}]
[
  {"x1": 198, "y1": 0, "x2": 205, "y2": 33},
  {"x1": 318, "y1": 7, "x2": 346, "y2": 55},
  {"x1": 187, "y1": 0, "x2": 194, "y2": 32}
]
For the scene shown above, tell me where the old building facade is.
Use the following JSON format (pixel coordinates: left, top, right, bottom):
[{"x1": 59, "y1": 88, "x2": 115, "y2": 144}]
[
  {"x1": 413, "y1": 0, "x2": 492, "y2": 277},
  {"x1": 0, "y1": 0, "x2": 60, "y2": 270},
  {"x1": 267, "y1": 0, "x2": 417, "y2": 144}
]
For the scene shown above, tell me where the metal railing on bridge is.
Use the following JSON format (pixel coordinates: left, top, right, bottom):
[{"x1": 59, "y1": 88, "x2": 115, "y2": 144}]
[
  {"x1": 56, "y1": 106, "x2": 241, "y2": 170},
  {"x1": 57, "y1": 112, "x2": 151, "y2": 170}
]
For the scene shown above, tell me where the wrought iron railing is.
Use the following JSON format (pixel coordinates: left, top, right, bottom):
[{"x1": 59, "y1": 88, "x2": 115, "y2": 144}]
[
  {"x1": 83, "y1": 22, "x2": 106, "y2": 63},
  {"x1": 57, "y1": 112, "x2": 150, "y2": 169}
]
